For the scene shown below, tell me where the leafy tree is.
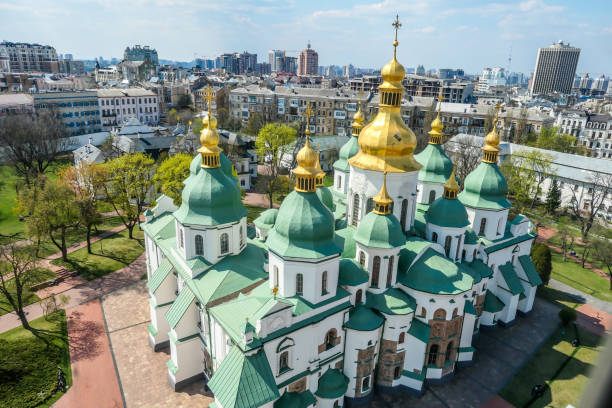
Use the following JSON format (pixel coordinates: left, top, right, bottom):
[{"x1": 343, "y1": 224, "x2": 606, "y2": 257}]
[
  {"x1": 443, "y1": 134, "x2": 481, "y2": 189},
  {"x1": 154, "y1": 153, "x2": 192, "y2": 206},
  {"x1": 501, "y1": 149, "x2": 555, "y2": 209},
  {"x1": 568, "y1": 171, "x2": 612, "y2": 240},
  {"x1": 530, "y1": 243, "x2": 552, "y2": 285},
  {"x1": 255, "y1": 123, "x2": 296, "y2": 208},
  {"x1": 513, "y1": 106, "x2": 528, "y2": 144},
  {"x1": 177, "y1": 94, "x2": 193, "y2": 109},
  {"x1": 535, "y1": 126, "x2": 579, "y2": 154},
  {"x1": 168, "y1": 108, "x2": 178, "y2": 125},
  {"x1": 592, "y1": 238, "x2": 612, "y2": 290},
  {"x1": 545, "y1": 179, "x2": 561, "y2": 215},
  {"x1": 244, "y1": 112, "x2": 266, "y2": 136},
  {"x1": 217, "y1": 107, "x2": 230, "y2": 129},
  {"x1": 99, "y1": 135, "x2": 121, "y2": 159},
  {"x1": 192, "y1": 117, "x2": 205, "y2": 136},
  {"x1": 557, "y1": 221, "x2": 575, "y2": 262},
  {"x1": 0, "y1": 110, "x2": 71, "y2": 186},
  {"x1": 18, "y1": 176, "x2": 80, "y2": 261},
  {"x1": 103, "y1": 153, "x2": 155, "y2": 239},
  {"x1": 558, "y1": 308, "x2": 577, "y2": 326}
]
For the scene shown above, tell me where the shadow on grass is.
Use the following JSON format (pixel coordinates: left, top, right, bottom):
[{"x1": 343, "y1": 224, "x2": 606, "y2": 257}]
[{"x1": 537, "y1": 285, "x2": 585, "y2": 309}]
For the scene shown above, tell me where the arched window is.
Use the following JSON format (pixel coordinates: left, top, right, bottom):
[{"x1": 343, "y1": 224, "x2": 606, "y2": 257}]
[
  {"x1": 220, "y1": 233, "x2": 229, "y2": 254},
  {"x1": 445, "y1": 342, "x2": 453, "y2": 363},
  {"x1": 355, "y1": 289, "x2": 363, "y2": 304},
  {"x1": 428, "y1": 190, "x2": 436, "y2": 204},
  {"x1": 372, "y1": 256, "x2": 380, "y2": 287},
  {"x1": 512, "y1": 246, "x2": 520, "y2": 264},
  {"x1": 366, "y1": 198, "x2": 374, "y2": 213},
  {"x1": 296, "y1": 273, "x2": 303, "y2": 295},
  {"x1": 279, "y1": 351, "x2": 289, "y2": 371},
  {"x1": 434, "y1": 308, "x2": 446, "y2": 320},
  {"x1": 473, "y1": 249, "x2": 477, "y2": 259},
  {"x1": 179, "y1": 228, "x2": 184, "y2": 248},
  {"x1": 399, "y1": 332, "x2": 405, "y2": 344},
  {"x1": 400, "y1": 199, "x2": 408, "y2": 230},
  {"x1": 462, "y1": 249, "x2": 466, "y2": 260},
  {"x1": 239, "y1": 226, "x2": 244, "y2": 246},
  {"x1": 336, "y1": 175, "x2": 341, "y2": 189},
  {"x1": 428, "y1": 344, "x2": 439, "y2": 366},
  {"x1": 195, "y1": 235, "x2": 204, "y2": 255},
  {"x1": 394, "y1": 366, "x2": 401, "y2": 379},
  {"x1": 452, "y1": 307, "x2": 458, "y2": 318},
  {"x1": 420, "y1": 307, "x2": 427, "y2": 317},
  {"x1": 386, "y1": 256, "x2": 394, "y2": 287},
  {"x1": 273, "y1": 266, "x2": 279, "y2": 287},
  {"x1": 432, "y1": 232, "x2": 438, "y2": 243},
  {"x1": 479, "y1": 218, "x2": 487, "y2": 235},
  {"x1": 362, "y1": 376, "x2": 370, "y2": 391},
  {"x1": 352, "y1": 194, "x2": 360, "y2": 227},
  {"x1": 321, "y1": 271, "x2": 328, "y2": 295},
  {"x1": 497, "y1": 218, "x2": 503, "y2": 235},
  {"x1": 359, "y1": 251, "x2": 366, "y2": 267},
  {"x1": 444, "y1": 235, "x2": 452, "y2": 257},
  {"x1": 324, "y1": 329, "x2": 336, "y2": 349},
  {"x1": 334, "y1": 401, "x2": 339, "y2": 408}
]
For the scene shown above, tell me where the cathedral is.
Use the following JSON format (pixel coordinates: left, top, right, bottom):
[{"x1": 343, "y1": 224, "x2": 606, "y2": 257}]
[{"x1": 142, "y1": 19, "x2": 541, "y2": 408}]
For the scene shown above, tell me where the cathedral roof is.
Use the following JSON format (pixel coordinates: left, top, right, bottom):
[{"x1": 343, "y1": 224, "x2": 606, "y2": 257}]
[
  {"x1": 414, "y1": 144, "x2": 453, "y2": 184},
  {"x1": 344, "y1": 305, "x2": 384, "y2": 331},
  {"x1": 338, "y1": 258, "x2": 369, "y2": 286},
  {"x1": 333, "y1": 136, "x2": 359, "y2": 172},
  {"x1": 253, "y1": 208, "x2": 278, "y2": 229},
  {"x1": 483, "y1": 290, "x2": 505, "y2": 313},
  {"x1": 316, "y1": 186, "x2": 335, "y2": 212},
  {"x1": 274, "y1": 390, "x2": 316, "y2": 408},
  {"x1": 518, "y1": 255, "x2": 543, "y2": 286},
  {"x1": 366, "y1": 288, "x2": 416, "y2": 315},
  {"x1": 315, "y1": 369, "x2": 349, "y2": 399},
  {"x1": 425, "y1": 196, "x2": 469, "y2": 228},
  {"x1": 459, "y1": 162, "x2": 511, "y2": 210},
  {"x1": 354, "y1": 212, "x2": 406, "y2": 249}
]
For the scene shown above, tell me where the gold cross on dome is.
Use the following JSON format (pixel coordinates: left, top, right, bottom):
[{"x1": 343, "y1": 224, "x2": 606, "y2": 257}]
[
  {"x1": 493, "y1": 101, "x2": 502, "y2": 126},
  {"x1": 304, "y1": 101, "x2": 314, "y2": 127},
  {"x1": 437, "y1": 89, "x2": 444, "y2": 113},
  {"x1": 392, "y1": 15, "x2": 402, "y2": 49},
  {"x1": 205, "y1": 84, "x2": 213, "y2": 110}
]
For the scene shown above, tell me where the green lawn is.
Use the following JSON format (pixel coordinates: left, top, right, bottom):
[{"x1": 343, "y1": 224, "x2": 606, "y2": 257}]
[
  {"x1": 51, "y1": 227, "x2": 144, "y2": 280},
  {"x1": 550, "y1": 252, "x2": 612, "y2": 303},
  {"x1": 245, "y1": 204, "x2": 267, "y2": 223},
  {"x1": 499, "y1": 324, "x2": 602, "y2": 408},
  {"x1": 0, "y1": 310, "x2": 71, "y2": 408},
  {"x1": 0, "y1": 166, "x2": 26, "y2": 239},
  {"x1": 537, "y1": 285, "x2": 584, "y2": 310},
  {"x1": 0, "y1": 267, "x2": 56, "y2": 317}
]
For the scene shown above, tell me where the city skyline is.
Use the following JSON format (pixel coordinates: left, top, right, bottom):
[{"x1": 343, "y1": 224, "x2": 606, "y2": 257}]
[{"x1": 1, "y1": 0, "x2": 611, "y2": 75}]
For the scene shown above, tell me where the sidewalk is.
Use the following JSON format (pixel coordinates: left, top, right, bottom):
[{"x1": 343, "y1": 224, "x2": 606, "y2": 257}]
[
  {"x1": 548, "y1": 278, "x2": 612, "y2": 315},
  {"x1": 243, "y1": 192, "x2": 279, "y2": 209}
]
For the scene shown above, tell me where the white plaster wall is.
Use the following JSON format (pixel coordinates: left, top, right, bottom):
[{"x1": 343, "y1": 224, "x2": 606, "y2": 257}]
[
  {"x1": 381, "y1": 314, "x2": 412, "y2": 342},
  {"x1": 480, "y1": 311, "x2": 495, "y2": 326},
  {"x1": 339, "y1": 283, "x2": 369, "y2": 306},
  {"x1": 149, "y1": 303, "x2": 171, "y2": 344},
  {"x1": 402, "y1": 334, "x2": 426, "y2": 374},
  {"x1": 170, "y1": 335, "x2": 203, "y2": 383},
  {"x1": 174, "y1": 297, "x2": 199, "y2": 340},
  {"x1": 399, "y1": 286, "x2": 467, "y2": 322},
  {"x1": 343, "y1": 327, "x2": 381, "y2": 398},
  {"x1": 459, "y1": 312, "x2": 476, "y2": 350},
  {"x1": 354, "y1": 244, "x2": 401, "y2": 292},
  {"x1": 210, "y1": 316, "x2": 230, "y2": 370},
  {"x1": 425, "y1": 224, "x2": 466, "y2": 262},
  {"x1": 334, "y1": 170, "x2": 348, "y2": 195},
  {"x1": 417, "y1": 181, "x2": 444, "y2": 205},
  {"x1": 465, "y1": 207, "x2": 508, "y2": 241}
]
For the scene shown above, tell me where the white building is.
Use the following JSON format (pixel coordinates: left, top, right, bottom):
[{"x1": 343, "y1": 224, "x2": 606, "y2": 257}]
[
  {"x1": 555, "y1": 110, "x2": 612, "y2": 159},
  {"x1": 96, "y1": 88, "x2": 159, "y2": 128},
  {"x1": 478, "y1": 67, "x2": 507, "y2": 93}
]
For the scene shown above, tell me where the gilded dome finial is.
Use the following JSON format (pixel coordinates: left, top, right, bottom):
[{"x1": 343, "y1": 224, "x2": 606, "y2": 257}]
[
  {"x1": 304, "y1": 101, "x2": 314, "y2": 135},
  {"x1": 314, "y1": 150, "x2": 325, "y2": 187},
  {"x1": 482, "y1": 102, "x2": 503, "y2": 163},
  {"x1": 443, "y1": 165, "x2": 460, "y2": 199},
  {"x1": 351, "y1": 84, "x2": 365, "y2": 135},
  {"x1": 198, "y1": 84, "x2": 221, "y2": 168},
  {"x1": 293, "y1": 136, "x2": 319, "y2": 192},
  {"x1": 373, "y1": 172, "x2": 393, "y2": 215},
  {"x1": 428, "y1": 90, "x2": 444, "y2": 144},
  {"x1": 392, "y1": 14, "x2": 402, "y2": 58}
]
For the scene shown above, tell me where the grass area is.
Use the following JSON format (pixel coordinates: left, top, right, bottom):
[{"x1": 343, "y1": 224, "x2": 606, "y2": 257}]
[
  {"x1": 499, "y1": 324, "x2": 602, "y2": 408},
  {"x1": 550, "y1": 252, "x2": 612, "y2": 303},
  {"x1": 323, "y1": 174, "x2": 334, "y2": 188},
  {"x1": 0, "y1": 310, "x2": 71, "y2": 408},
  {"x1": 0, "y1": 267, "x2": 56, "y2": 317},
  {"x1": 245, "y1": 204, "x2": 267, "y2": 223},
  {"x1": 537, "y1": 285, "x2": 585, "y2": 310},
  {"x1": 51, "y1": 227, "x2": 144, "y2": 280},
  {"x1": 0, "y1": 166, "x2": 26, "y2": 239}
]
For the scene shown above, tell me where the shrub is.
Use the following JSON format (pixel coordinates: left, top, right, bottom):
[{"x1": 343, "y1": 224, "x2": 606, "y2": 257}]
[
  {"x1": 531, "y1": 243, "x2": 552, "y2": 285},
  {"x1": 558, "y1": 307, "x2": 577, "y2": 326}
]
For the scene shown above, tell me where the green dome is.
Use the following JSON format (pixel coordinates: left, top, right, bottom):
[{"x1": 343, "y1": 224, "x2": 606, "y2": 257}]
[
  {"x1": 344, "y1": 306, "x2": 384, "y2": 331},
  {"x1": 333, "y1": 136, "x2": 359, "y2": 172},
  {"x1": 425, "y1": 197, "x2": 470, "y2": 228},
  {"x1": 459, "y1": 162, "x2": 511, "y2": 210},
  {"x1": 315, "y1": 369, "x2": 349, "y2": 399},
  {"x1": 189, "y1": 153, "x2": 236, "y2": 180},
  {"x1": 316, "y1": 186, "x2": 334, "y2": 211},
  {"x1": 414, "y1": 144, "x2": 453, "y2": 184},
  {"x1": 338, "y1": 258, "x2": 368, "y2": 286},
  {"x1": 354, "y1": 212, "x2": 406, "y2": 249},
  {"x1": 174, "y1": 166, "x2": 246, "y2": 226},
  {"x1": 266, "y1": 191, "x2": 341, "y2": 259},
  {"x1": 253, "y1": 209, "x2": 278, "y2": 228}
]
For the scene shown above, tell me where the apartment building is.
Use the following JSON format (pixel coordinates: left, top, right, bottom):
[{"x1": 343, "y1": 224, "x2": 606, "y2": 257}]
[
  {"x1": 0, "y1": 41, "x2": 59, "y2": 73},
  {"x1": 33, "y1": 91, "x2": 102, "y2": 136},
  {"x1": 403, "y1": 74, "x2": 474, "y2": 103},
  {"x1": 530, "y1": 41, "x2": 580, "y2": 95},
  {"x1": 97, "y1": 88, "x2": 159, "y2": 128},
  {"x1": 193, "y1": 86, "x2": 227, "y2": 114},
  {"x1": 556, "y1": 110, "x2": 612, "y2": 159},
  {"x1": 297, "y1": 43, "x2": 318, "y2": 76}
]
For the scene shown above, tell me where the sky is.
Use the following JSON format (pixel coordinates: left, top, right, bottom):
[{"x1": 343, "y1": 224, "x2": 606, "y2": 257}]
[{"x1": 1, "y1": 0, "x2": 611, "y2": 75}]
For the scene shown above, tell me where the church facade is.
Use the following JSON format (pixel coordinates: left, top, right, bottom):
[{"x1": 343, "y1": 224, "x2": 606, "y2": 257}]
[{"x1": 143, "y1": 22, "x2": 541, "y2": 408}]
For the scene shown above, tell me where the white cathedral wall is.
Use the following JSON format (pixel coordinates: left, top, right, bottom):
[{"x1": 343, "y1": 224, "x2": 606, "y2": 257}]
[
  {"x1": 381, "y1": 313, "x2": 412, "y2": 342},
  {"x1": 465, "y1": 207, "x2": 508, "y2": 241},
  {"x1": 425, "y1": 224, "x2": 466, "y2": 262},
  {"x1": 401, "y1": 334, "x2": 426, "y2": 379},
  {"x1": 340, "y1": 282, "x2": 369, "y2": 306},
  {"x1": 176, "y1": 217, "x2": 247, "y2": 265},
  {"x1": 354, "y1": 244, "x2": 400, "y2": 292},
  {"x1": 400, "y1": 287, "x2": 467, "y2": 322},
  {"x1": 344, "y1": 327, "x2": 381, "y2": 398},
  {"x1": 458, "y1": 312, "x2": 476, "y2": 362},
  {"x1": 417, "y1": 181, "x2": 444, "y2": 205},
  {"x1": 210, "y1": 315, "x2": 231, "y2": 371},
  {"x1": 334, "y1": 170, "x2": 348, "y2": 195}
]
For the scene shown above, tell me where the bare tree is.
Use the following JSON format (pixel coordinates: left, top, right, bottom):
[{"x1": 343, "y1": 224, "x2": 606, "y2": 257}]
[
  {"x1": 568, "y1": 171, "x2": 612, "y2": 240},
  {"x1": 0, "y1": 110, "x2": 71, "y2": 186},
  {"x1": 443, "y1": 135, "x2": 482, "y2": 189}
]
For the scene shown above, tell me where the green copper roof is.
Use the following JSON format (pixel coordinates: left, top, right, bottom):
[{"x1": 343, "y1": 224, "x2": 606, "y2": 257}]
[
  {"x1": 468, "y1": 259, "x2": 494, "y2": 279},
  {"x1": 274, "y1": 390, "x2": 316, "y2": 408},
  {"x1": 333, "y1": 136, "x2": 359, "y2": 172},
  {"x1": 344, "y1": 306, "x2": 384, "y2": 331},
  {"x1": 414, "y1": 144, "x2": 453, "y2": 184},
  {"x1": 316, "y1": 186, "x2": 335, "y2": 212},
  {"x1": 142, "y1": 211, "x2": 175, "y2": 242},
  {"x1": 398, "y1": 237, "x2": 431, "y2": 271},
  {"x1": 253, "y1": 209, "x2": 278, "y2": 228},
  {"x1": 147, "y1": 258, "x2": 173, "y2": 293},
  {"x1": 518, "y1": 255, "x2": 542, "y2": 286},
  {"x1": 165, "y1": 288, "x2": 195, "y2": 329},
  {"x1": 266, "y1": 191, "x2": 341, "y2": 259},
  {"x1": 315, "y1": 369, "x2": 349, "y2": 399},
  {"x1": 366, "y1": 288, "x2": 416, "y2": 315},
  {"x1": 354, "y1": 212, "x2": 406, "y2": 249},
  {"x1": 499, "y1": 263, "x2": 525, "y2": 295},
  {"x1": 483, "y1": 232, "x2": 536, "y2": 254},
  {"x1": 408, "y1": 318, "x2": 430, "y2": 343},
  {"x1": 174, "y1": 165, "x2": 246, "y2": 226},
  {"x1": 464, "y1": 228, "x2": 478, "y2": 245},
  {"x1": 459, "y1": 162, "x2": 511, "y2": 210},
  {"x1": 334, "y1": 225, "x2": 357, "y2": 259},
  {"x1": 459, "y1": 263, "x2": 482, "y2": 284},
  {"x1": 413, "y1": 210, "x2": 426, "y2": 237},
  {"x1": 464, "y1": 301, "x2": 478, "y2": 315},
  {"x1": 483, "y1": 290, "x2": 505, "y2": 313},
  {"x1": 399, "y1": 248, "x2": 473, "y2": 295},
  {"x1": 338, "y1": 258, "x2": 369, "y2": 286},
  {"x1": 425, "y1": 197, "x2": 470, "y2": 228},
  {"x1": 208, "y1": 347, "x2": 279, "y2": 408}
]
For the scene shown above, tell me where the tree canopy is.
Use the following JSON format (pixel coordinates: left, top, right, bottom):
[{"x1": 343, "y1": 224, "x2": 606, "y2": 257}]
[{"x1": 154, "y1": 153, "x2": 192, "y2": 206}]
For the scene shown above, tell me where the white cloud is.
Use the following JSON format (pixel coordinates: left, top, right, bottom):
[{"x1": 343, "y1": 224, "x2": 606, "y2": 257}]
[{"x1": 414, "y1": 26, "x2": 436, "y2": 34}]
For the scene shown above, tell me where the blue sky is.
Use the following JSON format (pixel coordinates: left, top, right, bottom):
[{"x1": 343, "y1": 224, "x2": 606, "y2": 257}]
[{"x1": 1, "y1": 0, "x2": 611, "y2": 75}]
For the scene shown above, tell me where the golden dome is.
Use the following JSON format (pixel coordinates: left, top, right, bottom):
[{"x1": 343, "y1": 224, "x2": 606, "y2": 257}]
[
  {"x1": 381, "y1": 55, "x2": 406, "y2": 84},
  {"x1": 295, "y1": 137, "x2": 318, "y2": 170},
  {"x1": 202, "y1": 113, "x2": 217, "y2": 130},
  {"x1": 443, "y1": 166, "x2": 460, "y2": 199},
  {"x1": 293, "y1": 137, "x2": 319, "y2": 192},
  {"x1": 373, "y1": 172, "x2": 393, "y2": 215},
  {"x1": 481, "y1": 103, "x2": 503, "y2": 163},
  {"x1": 353, "y1": 107, "x2": 365, "y2": 125},
  {"x1": 200, "y1": 114, "x2": 219, "y2": 149}
]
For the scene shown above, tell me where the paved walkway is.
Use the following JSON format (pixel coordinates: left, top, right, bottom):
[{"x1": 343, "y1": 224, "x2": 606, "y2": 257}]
[
  {"x1": 575, "y1": 303, "x2": 612, "y2": 336},
  {"x1": 243, "y1": 192, "x2": 279, "y2": 209},
  {"x1": 548, "y1": 278, "x2": 612, "y2": 315},
  {"x1": 53, "y1": 299, "x2": 123, "y2": 408}
]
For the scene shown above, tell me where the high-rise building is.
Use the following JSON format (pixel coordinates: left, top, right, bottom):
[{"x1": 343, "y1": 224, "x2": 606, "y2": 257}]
[
  {"x1": 478, "y1": 67, "x2": 506, "y2": 92},
  {"x1": 268, "y1": 50, "x2": 285, "y2": 72},
  {"x1": 124, "y1": 45, "x2": 159, "y2": 66},
  {"x1": 237, "y1": 51, "x2": 257, "y2": 73},
  {"x1": 0, "y1": 41, "x2": 59, "y2": 73},
  {"x1": 297, "y1": 42, "x2": 318, "y2": 76},
  {"x1": 530, "y1": 40, "x2": 580, "y2": 95},
  {"x1": 284, "y1": 56, "x2": 297, "y2": 74}
]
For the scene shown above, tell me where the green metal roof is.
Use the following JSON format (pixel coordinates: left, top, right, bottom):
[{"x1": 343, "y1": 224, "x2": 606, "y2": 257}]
[
  {"x1": 397, "y1": 237, "x2": 431, "y2": 271},
  {"x1": 511, "y1": 214, "x2": 527, "y2": 225},
  {"x1": 266, "y1": 191, "x2": 341, "y2": 259},
  {"x1": 142, "y1": 211, "x2": 175, "y2": 242},
  {"x1": 464, "y1": 301, "x2": 478, "y2": 315},
  {"x1": 464, "y1": 228, "x2": 478, "y2": 245},
  {"x1": 413, "y1": 210, "x2": 427, "y2": 237},
  {"x1": 366, "y1": 288, "x2": 416, "y2": 315},
  {"x1": 483, "y1": 232, "x2": 536, "y2": 254},
  {"x1": 399, "y1": 248, "x2": 473, "y2": 295},
  {"x1": 315, "y1": 369, "x2": 349, "y2": 399},
  {"x1": 414, "y1": 143, "x2": 453, "y2": 184},
  {"x1": 253, "y1": 209, "x2": 278, "y2": 228},
  {"x1": 316, "y1": 186, "x2": 335, "y2": 212},
  {"x1": 165, "y1": 288, "x2": 195, "y2": 329},
  {"x1": 459, "y1": 263, "x2": 482, "y2": 284},
  {"x1": 338, "y1": 258, "x2": 369, "y2": 286},
  {"x1": 483, "y1": 290, "x2": 505, "y2": 313},
  {"x1": 518, "y1": 255, "x2": 543, "y2": 286},
  {"x1": 274, "y1": 390, "x2": 316, "y2": 408},
  {"x1": 425, "y1": 197, "x2": 470, "y2": 228},
  {"x1": 354, "y1": 212, "x2": 406, "y2": 249},
  {"x1": 334, "y1": 225, "x2": 357, "y2": 259},
  {"x1": 333, "y1": 136, "x2": 359, "y2": 172},
  {"x1": 407, "y1": 318, "x2": 430, "y2": 343},
  {"x1": 147, "y1": 258, "x2": 173, "y2": 293},
  {"x1": 208, "y1": 347, "x2": 279, "y2": 408},
  {"x1": 344, "y1": 306, "x2": 384, "y2": 331},
  {"x1": 468, "y1": 259, "x2": 494, "y2": 279},
  {"x1": 499, "y1": 263, "x2": 525, "y2": 296},
  {"x1": 459, "y1": 162, "x2": 511, "y2": 210}
]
